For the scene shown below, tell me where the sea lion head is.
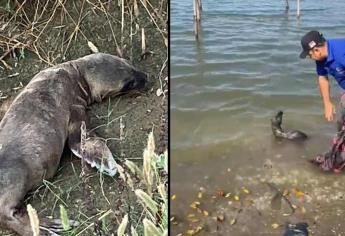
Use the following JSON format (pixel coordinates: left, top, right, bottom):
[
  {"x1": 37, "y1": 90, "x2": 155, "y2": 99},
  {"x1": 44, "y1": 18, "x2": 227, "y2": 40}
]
[{"x1": 75, "y1": 53, "x2": 147, "y2": 102}]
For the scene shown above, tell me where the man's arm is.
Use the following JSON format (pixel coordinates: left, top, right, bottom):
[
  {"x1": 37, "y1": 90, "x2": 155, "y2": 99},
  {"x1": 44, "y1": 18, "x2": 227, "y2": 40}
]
[{"x1": 318, "y1": 75, "x2": 335, "y2": 121}]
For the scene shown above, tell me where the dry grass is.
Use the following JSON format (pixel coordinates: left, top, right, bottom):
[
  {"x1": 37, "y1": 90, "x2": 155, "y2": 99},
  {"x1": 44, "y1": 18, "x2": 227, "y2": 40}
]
[
  {"x1": 120, "y1": 132, "x2": 168, "y2": 236},
  {"x1": 0, "y1": 0, "x2": 168, "y2": 66}
]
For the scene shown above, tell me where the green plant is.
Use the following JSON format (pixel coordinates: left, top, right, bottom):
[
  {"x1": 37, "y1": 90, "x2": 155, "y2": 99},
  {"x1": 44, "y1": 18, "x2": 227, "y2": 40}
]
[{"x1": 118, "y1": 132, "x2": 168, "y2": 236}]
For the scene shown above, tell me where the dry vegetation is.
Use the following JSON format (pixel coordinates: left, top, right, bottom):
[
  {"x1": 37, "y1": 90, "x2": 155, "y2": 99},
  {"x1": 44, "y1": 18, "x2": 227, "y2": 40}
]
[{"x1": 0, "y1": 0, "x2": 167, "y2": 66}]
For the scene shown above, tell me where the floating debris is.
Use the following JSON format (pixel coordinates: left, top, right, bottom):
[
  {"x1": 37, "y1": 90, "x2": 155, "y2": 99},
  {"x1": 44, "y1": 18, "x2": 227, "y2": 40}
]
[
  {"x1": 230, "y1": 218, "x2": 236, "y2": 225},
  {"x1": 189, "y1": 218, "x2": 200, "y2": 223},
  {"x1": 197, "y1": 192, "x2": 203, "y2": 199},
  {"x1": 292, "y1": 188, "x2": 305, "y2": 198},
  {"x1": 170, "y1": 216, "x2": 178, "y2": 225},
  {"x1": 272, "y1": 223, "x2": 280, "y2": 229},
  {"x1": 186, "y1": 225, "x2": 203, "y2": 235},
  {"x1": 241, "y1": 186, "x2": 250, "y2": 194},
  {"x1": 171, "y1": 194, "x2": 176, "y2": 200},
  {"x1": 217, "y1": 214, "x2": 225, "y2": 222},
  {"x1": 190, "y1": 201, "x2": 200, "y2": 209},
  {"x1": 216, "y1": 189, "x2": 225, "y2": 197}
]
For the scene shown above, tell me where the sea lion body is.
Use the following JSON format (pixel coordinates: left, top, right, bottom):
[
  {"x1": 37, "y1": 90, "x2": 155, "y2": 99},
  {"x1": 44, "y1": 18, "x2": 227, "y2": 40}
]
[
  {"x1": 271, "y1": 111, "x2": 308, "y2": 141},
  {"x1": 0, "y1": 53, "x2": 146, "y2": 235}
]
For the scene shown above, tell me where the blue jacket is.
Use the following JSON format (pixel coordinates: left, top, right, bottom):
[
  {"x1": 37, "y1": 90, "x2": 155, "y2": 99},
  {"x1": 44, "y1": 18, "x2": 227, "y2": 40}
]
[{"x1": 316, "y1": 39, "x2": 345, "y2": 89}]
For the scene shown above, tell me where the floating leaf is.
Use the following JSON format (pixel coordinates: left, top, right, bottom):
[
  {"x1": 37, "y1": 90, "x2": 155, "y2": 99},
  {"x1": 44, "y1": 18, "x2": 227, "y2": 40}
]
[
  {"x1": 203, "y1": 210, "x2": 209, "y2": 216},
  {"x1": 187, "y1": 226, "x2": 203, "y2": 235},
  {"x1": 217, "y1": 214, "x2": 225, "y2": 222},
  {"x1": 216, "y1": 190, "x2": 225, "y2": 197},
  {"x1": 186, "y1": 229, "x2": 195, "y2": 235},
  {"x1": 198, "y1": 192, "x2": 203, "y2": 199},
  {"x1": 241, "y1": 187, "x2": 250, "y2": 194},
  {"x1": 234, "y1": 195, "x2": 240, "y2": 201},
  {"x1": 190, "y1": 201, "x2": 200, "y2": 209},
  {"x1": 171, "y1": 194, "x2": 176, "y2": 200},
  {"x1": 293, "y1": 188, "x2": 305, "y2": 197},
  {"x1": 190, "y1": 218, "x2": 199, "y2": 223},
  {"x1": 230, "y1": 218, "x2": 236, "y2": 225},
  {"x1": 271, "y1": 223, "x2": 279, "y2": 229}
]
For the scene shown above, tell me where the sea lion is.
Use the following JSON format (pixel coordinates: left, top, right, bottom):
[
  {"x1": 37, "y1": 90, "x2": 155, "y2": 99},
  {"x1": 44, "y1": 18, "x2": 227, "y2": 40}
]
[
  {"x1": 271, "y1": 111, "x2": 308, "y2": 141},
  {"x1": 0, "y1": 53, "x2": 146, "y2": 235}
]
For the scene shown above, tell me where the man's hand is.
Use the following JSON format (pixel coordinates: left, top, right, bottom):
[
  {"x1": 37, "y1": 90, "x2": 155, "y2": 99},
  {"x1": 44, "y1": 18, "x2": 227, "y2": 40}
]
[{"x1": 324, "y1": 101, "x2": 336, "y2": 121}]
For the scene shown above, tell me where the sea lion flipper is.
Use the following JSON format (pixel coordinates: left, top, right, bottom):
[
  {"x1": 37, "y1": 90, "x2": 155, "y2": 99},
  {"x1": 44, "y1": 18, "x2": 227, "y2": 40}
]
[
  {"x1": 68, "y1": 108, "x2": 117, "y2": 176},
  {"x1": 69, "y1": 135, "x2": 118, "y2": 176}
]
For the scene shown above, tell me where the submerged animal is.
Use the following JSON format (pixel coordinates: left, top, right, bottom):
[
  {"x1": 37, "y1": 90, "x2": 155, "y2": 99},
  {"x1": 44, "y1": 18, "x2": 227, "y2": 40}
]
[
  {"x1": 0, "y1": 53, "x2": 146, "y2": 235},
  {"x1": 271, "y1": 111, "x2": 308, "y2": 141}
]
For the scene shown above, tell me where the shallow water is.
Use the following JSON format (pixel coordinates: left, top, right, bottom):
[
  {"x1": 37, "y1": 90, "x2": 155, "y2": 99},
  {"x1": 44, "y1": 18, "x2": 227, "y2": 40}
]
[{"x1": 171, "y1": 0, "x2": 345, "y2": 235}]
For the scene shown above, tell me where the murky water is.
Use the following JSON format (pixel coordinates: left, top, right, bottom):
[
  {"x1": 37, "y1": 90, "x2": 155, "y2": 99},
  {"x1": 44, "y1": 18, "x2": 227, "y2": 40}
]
[{"x1": 171, "y1": 0, "x2": 345, "y2": 235}]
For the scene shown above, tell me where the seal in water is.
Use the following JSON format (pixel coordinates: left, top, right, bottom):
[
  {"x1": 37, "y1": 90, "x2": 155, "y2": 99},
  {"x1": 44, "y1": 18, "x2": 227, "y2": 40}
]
[
  {"x1": 0, "y1": 53, "x2": 146, "y2": 235},
  {"x1": 271, "y1": 111, "x2": 308, "y2": 141}
]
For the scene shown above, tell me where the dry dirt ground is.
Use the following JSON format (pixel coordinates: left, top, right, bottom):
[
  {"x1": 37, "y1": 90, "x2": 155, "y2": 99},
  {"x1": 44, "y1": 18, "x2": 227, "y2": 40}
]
[{"x1": 0, "y1": 0, "x2": 167, "y2": 235}]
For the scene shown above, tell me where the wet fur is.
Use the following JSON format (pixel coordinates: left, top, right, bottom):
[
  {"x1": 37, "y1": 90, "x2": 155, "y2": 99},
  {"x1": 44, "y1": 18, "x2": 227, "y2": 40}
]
[
  {"x1": 0, "y1": 53, "x2": 146, "y2": 235},
  {"x1": 271, "y1": 111, "x2": 308, "y2": 141}
]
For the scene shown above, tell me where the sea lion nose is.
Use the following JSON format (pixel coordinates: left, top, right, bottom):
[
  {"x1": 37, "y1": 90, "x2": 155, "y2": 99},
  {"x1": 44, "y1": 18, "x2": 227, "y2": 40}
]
[{"x1": 133, "y1": 70, "x2": 147, "y2": 89}]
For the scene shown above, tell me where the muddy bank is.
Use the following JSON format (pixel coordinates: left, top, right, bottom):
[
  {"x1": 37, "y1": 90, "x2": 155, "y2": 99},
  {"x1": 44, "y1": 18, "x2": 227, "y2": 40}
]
[{"x1": 171, "y1": 137, "x2": 345, "y2": 236}]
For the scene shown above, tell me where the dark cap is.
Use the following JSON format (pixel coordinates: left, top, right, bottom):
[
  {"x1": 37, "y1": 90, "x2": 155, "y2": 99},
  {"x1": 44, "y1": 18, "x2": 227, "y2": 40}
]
[{"x1": 299, "y1": 30, "x2": 326, "y2": 58}]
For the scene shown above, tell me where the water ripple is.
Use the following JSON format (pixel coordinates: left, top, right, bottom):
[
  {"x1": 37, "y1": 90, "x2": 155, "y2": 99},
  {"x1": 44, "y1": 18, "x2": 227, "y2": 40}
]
[{"x1": 172, "y1": 0, "x2": 345, "y2": 149}]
